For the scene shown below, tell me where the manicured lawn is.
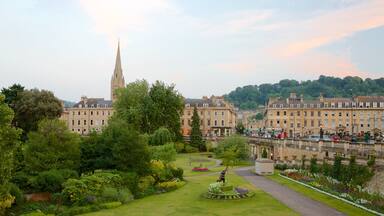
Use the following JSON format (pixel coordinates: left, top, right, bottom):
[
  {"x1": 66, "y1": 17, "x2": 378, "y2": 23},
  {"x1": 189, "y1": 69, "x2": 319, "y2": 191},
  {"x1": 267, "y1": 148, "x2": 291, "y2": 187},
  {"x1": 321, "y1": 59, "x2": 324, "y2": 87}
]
[
  {"x1": 173, "y1": 153, "x2": 223, "y2": 176},
  {"x1": 266, "y1": 172, "x2": 375, "y2": 216},
  {"x1": 83, "y1": 154, "x2": 298, "y2": 216}
]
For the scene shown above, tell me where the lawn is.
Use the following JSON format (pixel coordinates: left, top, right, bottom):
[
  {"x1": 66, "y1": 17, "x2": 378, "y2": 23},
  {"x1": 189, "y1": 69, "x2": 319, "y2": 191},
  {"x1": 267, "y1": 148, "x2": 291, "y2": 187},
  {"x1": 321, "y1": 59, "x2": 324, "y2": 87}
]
[
  {"x1": 173, "y1": 153, "x2": 223, "y2": 176},
  {"x1": 266, "y1": 172, "x2": 374, "y2": 216},
  {"x1": 83, "y1": 154, "x2": 298, "y2": 216}
]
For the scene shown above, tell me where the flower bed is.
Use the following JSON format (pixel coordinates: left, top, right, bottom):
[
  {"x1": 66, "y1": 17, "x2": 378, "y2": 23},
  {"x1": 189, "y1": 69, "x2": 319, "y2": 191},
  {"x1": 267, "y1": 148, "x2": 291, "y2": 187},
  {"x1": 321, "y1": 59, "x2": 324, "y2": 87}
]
[
  {"x1": 205, "y1": 182, "x2": 254, "y2": 200},
  {"x1": 192, "y1": 167, "x2": 209, "y2": 172},
  {"x1": 281, "y1": 170, "x2": 384, "y2": 214}
]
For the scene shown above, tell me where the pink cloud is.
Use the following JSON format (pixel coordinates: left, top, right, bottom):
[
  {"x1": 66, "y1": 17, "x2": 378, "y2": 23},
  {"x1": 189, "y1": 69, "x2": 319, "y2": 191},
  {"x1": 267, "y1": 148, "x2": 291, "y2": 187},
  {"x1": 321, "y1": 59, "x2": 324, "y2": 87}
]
[{"x1": 276, "y1": 0, "x2": 384, "y2": 57}]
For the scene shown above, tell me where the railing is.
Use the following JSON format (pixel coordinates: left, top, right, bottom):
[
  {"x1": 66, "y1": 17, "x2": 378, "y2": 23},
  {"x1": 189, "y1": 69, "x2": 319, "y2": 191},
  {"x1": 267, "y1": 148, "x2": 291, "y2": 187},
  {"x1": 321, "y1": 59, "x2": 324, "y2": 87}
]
[{"x1": 248, "y1": 137, "x2": 384, "y2": 159}]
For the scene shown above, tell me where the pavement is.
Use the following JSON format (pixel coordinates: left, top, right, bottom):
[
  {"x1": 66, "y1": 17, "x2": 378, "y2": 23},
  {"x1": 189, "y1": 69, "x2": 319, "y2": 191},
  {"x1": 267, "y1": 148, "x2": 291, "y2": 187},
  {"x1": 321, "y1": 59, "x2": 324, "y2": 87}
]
[{"x1": 235, "y1": 168, "x2": 345, "y2": 216}]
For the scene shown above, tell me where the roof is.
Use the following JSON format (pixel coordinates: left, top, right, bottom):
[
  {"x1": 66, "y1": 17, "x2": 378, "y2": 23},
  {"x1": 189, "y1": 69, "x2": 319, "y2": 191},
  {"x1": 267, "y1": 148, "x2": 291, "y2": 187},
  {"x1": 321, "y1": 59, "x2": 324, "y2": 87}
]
[
  {"x1": 184, "y1": 96, "x2": 232, "y2": 108},
  {"x1": 73, "y1": 97, "x2": 112, "y2": 108}
]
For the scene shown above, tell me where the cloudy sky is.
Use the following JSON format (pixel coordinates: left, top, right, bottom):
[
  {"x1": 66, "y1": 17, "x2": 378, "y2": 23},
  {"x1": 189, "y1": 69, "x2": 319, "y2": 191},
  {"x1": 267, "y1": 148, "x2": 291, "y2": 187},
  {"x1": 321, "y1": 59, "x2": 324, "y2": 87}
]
[{"x1": 1, "y1": 0, "x2": 383, "y2": 101}]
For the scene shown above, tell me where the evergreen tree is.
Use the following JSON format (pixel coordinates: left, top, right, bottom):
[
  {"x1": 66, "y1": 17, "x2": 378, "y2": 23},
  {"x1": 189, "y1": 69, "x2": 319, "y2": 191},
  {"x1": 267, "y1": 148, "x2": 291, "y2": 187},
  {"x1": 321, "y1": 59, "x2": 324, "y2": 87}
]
[{"x1": 190, "y1": 106, "x2": 204, "y2": 151}]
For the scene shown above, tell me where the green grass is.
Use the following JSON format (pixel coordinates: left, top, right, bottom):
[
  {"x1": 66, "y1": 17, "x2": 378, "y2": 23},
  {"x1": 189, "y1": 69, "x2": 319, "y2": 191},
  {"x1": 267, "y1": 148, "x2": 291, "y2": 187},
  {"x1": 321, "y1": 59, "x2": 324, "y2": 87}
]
[
  {"x1": 173, "y1": 153, "x2": 222, "y2": 176},
  {"x1": 83, "y1": 154, "x2": 297, "y2": 216},
  {"x1": 266, "y1": 172, "x2": 375, "y2": 216}
]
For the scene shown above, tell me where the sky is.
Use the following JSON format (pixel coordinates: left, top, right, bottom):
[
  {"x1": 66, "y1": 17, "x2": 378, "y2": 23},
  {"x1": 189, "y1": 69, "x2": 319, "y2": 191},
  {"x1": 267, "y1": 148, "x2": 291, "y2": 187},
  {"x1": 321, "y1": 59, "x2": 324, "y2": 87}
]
[{"x1": 1, "y1": 0, "x2": 384, "y2": 102}]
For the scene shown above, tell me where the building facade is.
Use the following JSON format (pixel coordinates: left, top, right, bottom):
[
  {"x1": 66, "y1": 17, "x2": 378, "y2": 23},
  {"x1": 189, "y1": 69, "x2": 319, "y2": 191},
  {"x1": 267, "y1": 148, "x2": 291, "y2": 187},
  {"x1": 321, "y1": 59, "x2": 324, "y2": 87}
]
[
  {"x1": 265, "y1": 93, "x2": 384, "y2": 138},
  {"x1": 181, "y1": 96, "x2": 236, "y2": 137},
  {"x1": 61, "y1": 42, "x2": 125, "y2": 134}
]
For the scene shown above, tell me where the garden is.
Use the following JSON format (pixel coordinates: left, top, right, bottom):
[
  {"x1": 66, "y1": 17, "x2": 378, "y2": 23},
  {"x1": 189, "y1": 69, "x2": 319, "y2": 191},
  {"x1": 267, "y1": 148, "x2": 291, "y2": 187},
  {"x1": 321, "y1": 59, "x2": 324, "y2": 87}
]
[{"x1": 275, "y1": 155, "x2": 383, "y2": 214}]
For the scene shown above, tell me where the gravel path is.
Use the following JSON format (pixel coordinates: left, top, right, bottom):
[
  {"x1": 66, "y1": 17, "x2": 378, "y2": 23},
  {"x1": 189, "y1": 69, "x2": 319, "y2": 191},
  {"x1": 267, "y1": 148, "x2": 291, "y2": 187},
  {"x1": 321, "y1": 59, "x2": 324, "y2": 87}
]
[{"x1": 235, "y1": 168, "x2": 345, "y2": 216}]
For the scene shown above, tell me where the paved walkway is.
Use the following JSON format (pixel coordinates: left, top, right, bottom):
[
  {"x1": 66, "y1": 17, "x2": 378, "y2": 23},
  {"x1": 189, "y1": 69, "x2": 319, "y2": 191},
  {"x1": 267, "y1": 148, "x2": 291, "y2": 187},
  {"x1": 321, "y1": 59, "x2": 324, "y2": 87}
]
[{"x1": 235, "y1": 168, "x2": 345, "y2": 216}]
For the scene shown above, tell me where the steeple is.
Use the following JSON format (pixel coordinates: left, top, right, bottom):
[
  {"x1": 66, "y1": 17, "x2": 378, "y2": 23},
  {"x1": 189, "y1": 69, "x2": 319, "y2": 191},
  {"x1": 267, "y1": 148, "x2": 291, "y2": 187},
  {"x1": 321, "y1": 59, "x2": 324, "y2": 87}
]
[{"x1": 111, "y1": 40, "x2": 125, "y2": 102}]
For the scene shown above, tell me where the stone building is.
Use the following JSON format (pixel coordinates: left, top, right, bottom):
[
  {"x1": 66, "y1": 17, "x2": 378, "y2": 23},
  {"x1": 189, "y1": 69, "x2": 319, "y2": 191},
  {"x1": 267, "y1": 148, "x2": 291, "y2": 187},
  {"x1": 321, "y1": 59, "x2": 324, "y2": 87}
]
[
  {"x1": 265, "y1": 93, "x2": 384, "y2": 137},
  {"x1": 181, "y1": 96, "x2": 236, "y2": 137},
  {"x1": 60, "y1": 42, "x2": 125, "y2": 134}
]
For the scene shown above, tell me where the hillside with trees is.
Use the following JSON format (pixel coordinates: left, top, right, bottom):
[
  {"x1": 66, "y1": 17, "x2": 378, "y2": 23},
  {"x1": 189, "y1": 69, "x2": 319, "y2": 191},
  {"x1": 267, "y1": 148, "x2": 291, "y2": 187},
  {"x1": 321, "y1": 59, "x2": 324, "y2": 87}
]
[{"x1": 225, "y1": 76, "x2": 384, "y2": 110}]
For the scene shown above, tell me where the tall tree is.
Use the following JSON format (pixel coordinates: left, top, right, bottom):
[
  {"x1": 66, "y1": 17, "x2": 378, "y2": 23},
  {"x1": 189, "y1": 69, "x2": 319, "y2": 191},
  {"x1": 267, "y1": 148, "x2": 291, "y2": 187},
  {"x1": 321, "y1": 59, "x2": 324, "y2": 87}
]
[
  {"x1": 24, "y1": 119, "x2": 81, "y2": 174},
  {"x1": 13, "y1": 89, "x2": 63, "y2": 135},
  {"x1": 190, "y1": 106, "x2": 204, "y2": 151},
  {"x1": 104, "y1": 119, "x2": 151, "y2": 175},
  {"x1": 114, "y1": 80, "x2": 184, "y2": 140},
  {"x1": 0, "y1": 94, "x2": 21, "y2": 213},
  {"x1": 1, "y1": 84, "x2": 24, "y2": 109},
  {"x1": 150, "y1": 127, "x2": 174, "y2": 146}
]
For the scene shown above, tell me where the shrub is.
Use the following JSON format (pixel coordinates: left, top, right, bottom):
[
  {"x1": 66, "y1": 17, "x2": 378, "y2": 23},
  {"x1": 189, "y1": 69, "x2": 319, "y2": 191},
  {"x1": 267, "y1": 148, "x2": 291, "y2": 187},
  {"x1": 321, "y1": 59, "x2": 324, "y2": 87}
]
[
  {"x1": 119, "y1": 172, "x2": 139, "y2": 196},
  {"x1": 116, "y1": 188, "x2": 133, "y2": 204},
  {"x1": 174, "y1": 142, "x2": 185, "y2": 153},
  {"x1": 208, "y1": 182, "x2": 223, "y2": 194},
  {"x1": 310, "y1": 158, "x2": 318, "y2": 174},
  {"x1": 62, "y1": 179, "x2": 88, "y2": 204},
  {"x1": 150, "y1": 143, "x2": 177, "y2": 163},
  {"x1": 185, "y1": 145, "x2": 199, "y2": 153},
  {"x1": 0, "y1": 194, "x2": 15, "y2": 214},
  {"x1": 275, "y1": 164, "x2": 288, "y2": 170},
  {"x1": 100, "y1": 187, "x2": 119, "y2": 202},
  {"x1": 99, "y1": 201, "x2": 122, "y2": 209},
  {"x1": 137, "y1": 176, "x2": 156, "y2": 196},
  {"x1": 156, "y1": 181, "x2": 184, "y2": 192},
  {"x1": 150, "y1": 127, "x2": 174, "y2": 146},
  {"x1": 32, "y1": 170, "x2": 65, "y2": 193},
  {"x1": 9, "y1": 183, "x2": 24, "y2": 206},
  {"x1": 170, "y1": 167, "x2": 184, "y2": 180},
  {"x1": 215, "y1": 135, "x2": 249, "y2": 160},
  {"x1": 11, "y1": 171, "x2": 32, "y2": 191}
]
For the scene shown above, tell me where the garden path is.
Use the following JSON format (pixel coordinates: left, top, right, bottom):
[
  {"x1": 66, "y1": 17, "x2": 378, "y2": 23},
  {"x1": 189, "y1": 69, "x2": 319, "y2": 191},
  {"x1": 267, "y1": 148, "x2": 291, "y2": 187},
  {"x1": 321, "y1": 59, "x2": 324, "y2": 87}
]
[{"x1": 235, "y1": 168, "x2": 345, "y2": 216}]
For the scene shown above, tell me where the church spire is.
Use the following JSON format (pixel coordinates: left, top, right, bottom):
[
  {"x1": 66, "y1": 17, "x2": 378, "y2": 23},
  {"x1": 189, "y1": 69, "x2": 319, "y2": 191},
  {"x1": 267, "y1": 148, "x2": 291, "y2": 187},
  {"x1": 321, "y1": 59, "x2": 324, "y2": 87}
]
[
  {"x1": 111, "y1": 40, "x2": 125, "y2": 102},
  {"x1": 114, "y1": 40, "x2": 122, "y2": 75}
]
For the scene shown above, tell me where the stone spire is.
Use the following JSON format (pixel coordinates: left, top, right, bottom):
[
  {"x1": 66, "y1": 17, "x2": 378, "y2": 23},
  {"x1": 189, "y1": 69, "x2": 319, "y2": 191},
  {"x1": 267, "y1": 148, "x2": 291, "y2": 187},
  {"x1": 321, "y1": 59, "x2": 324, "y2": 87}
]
[{"x1": 111, "y1": 40, "x2": 125, "y2": 102}]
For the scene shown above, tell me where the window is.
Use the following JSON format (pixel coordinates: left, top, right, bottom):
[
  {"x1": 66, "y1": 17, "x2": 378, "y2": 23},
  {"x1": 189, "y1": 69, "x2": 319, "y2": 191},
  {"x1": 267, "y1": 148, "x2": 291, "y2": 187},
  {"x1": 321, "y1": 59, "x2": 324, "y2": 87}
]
[
  {"x1": 221, "y1": 120, "x2": 224, "y2": 126},
  {"x1": 181, "y1": 119, "x2": 184, "y2": 125},
  {"x1": 207, "y1": 120, "x2": 210, "y2": 126},
  {"x1": 91, "y1": 111, "x2": 93, "y2": 115},
  {"x1": 188, "y1": 119, "x2": 191, "y2": 126},
  {"x1": 215, "y1": 112, "x2": 217, "y2": 116},
  {"x1": 203, "y1": 103, "x2": 208, "y2": 107},
  {"x1": 290, "y1": 112, "x2": 294, "y2": 116},
  {"x1": 283, "y1": 120, "x2": 287, "y2": 124},
  {"x1": 84, "y1": 120, "x2": 86, "y2": 125},
  {"x1": 311, "y1": 120, "x2": 314, "y2": 127},
  {"x1": 277, "y1": 111, "x2": 280, "y2": 116},
  {"x1": 290, "y1": 123, "x2": 294, "y2": 128},
  {"x1": 102, "y1": 111, "x2": 105, "y2": 115},
  {"x1": 318, "y1": 111, "x2": 321, "y2": 117},
  {"x1": 304, "y1": 111, "x2": 307, "y2": 116},
  {"x1": 214, "y1": 120, "x2": 218, "y2": 126},
  {"x1": 102, "y1": 120, "x2": 105, "y2": 125},
  {"x1": 201, "y1": 120, "x2": 203, "y2": 125},
  {"x1": 84, "y1": 111, "x2": 86, "y2": 115},
  {"x1": 339, "y1": 112, "x2": 342, "y2": 117},
  {"x1": 97, "y1": 111, "x2": 99, "y2": 115},
  {"x1": 222, "y1": 112, "x2": 224, "y2": 116},
  {"x1": 361, "y1": 124, "x2": 364, "y2": 127},
  {"x1": 297, "y1": 111, "x2": 300, "y2": 116},
  {"x1": 284, "y1": 111, "x2": 287, "y2": 116},
  {"x1": 72, "y1": 120, "x2": 74, "y2": 125},
  {"x1": 310, "y1": 111, "x2": 314, "y2": 117},
  {"x1": 304, "y1": 120, "x2": 307, "y2": 127},
  {"x1": 277, "y1": 120, "x2": 280, "y2": 124},
  {"x1": 200, "y1": 111, "x2": 203, "y2": 115},
  {"x1": 90, "y1": 120, "x2": 93, "y2": 125},
  {"x1": 297, "y1": 123, "x2": 301, "y2": 128},
  {"x1": 78, "y1": 120, "x2": 80, "y2": 125},
  {"x1": 78, "y1": 111, "x2": 81, "y2": 115},
  {"x1": 108, "y1": 111, "x2": 110, "y2": 115}
]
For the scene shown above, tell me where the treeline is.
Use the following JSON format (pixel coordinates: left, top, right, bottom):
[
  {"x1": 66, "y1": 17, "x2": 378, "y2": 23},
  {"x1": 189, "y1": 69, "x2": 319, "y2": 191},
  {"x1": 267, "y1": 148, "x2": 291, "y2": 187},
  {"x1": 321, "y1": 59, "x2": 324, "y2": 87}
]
[{"x1": 225, "y1": 75, "x2": 384, "y2": 110}]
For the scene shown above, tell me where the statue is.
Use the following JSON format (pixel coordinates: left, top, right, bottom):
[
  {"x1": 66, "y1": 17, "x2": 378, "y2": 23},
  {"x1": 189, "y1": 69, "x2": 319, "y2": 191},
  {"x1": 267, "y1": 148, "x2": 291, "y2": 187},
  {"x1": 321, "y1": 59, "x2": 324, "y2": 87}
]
[{"x1": 217, "y1": 167, "x2": 228, "y2": 183}]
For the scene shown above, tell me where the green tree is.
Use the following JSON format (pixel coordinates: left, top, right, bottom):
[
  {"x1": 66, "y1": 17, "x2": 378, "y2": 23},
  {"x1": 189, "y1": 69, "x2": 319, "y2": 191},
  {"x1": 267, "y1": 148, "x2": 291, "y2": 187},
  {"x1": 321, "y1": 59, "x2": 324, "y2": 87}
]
[
  {"x1": 347, "y1": 156, "x2": 357, "y2": 183},
  {"x1": 221, "y1": 147, "x2": 238, "y2": 168},
  {"x1": 332, "y1": 156, "x2": 343, "y2": 181},
  {"x1": 24, "y1": 119, "x2": 81, "y2": 174},
  {"x1": 150, "y1": 143, "x2": 177, "y2": 163},
  {"x1": 103, "y1": 119, "x2": 151, "y2": 175},
  {"x1": 190, "y1": 106, "x2": 204, "y2": 151},
  {"x1": 1, "y1": 84, "x2": 24, "y2": 109},
  {"x1": 114, "y1": 80, "x2": 184, "y2": 139},
  {"x1": 255, "y1": 113, "x2": 264, "y2": 120},
  {"x1": 235, "y1": 122, "x2": 245, "y2": 134},
  {"x1": 13, "y1": 89, "x2": 62, "y2": 136},
  {"x1": 215, "y1": 135, "x2": 249, "y2": 161},
  {"x1": 310, "y1": 157, "x2": 318, "y2": 173},
  {"x1": 150, "y1": 127, "x2": 174, "y2": 146},
  {"x1": 79, "y1": 132, "x2": 114, "y2": 173},
  {"x1": 0, "y1": 94, "x2": 21, "y2": 213}
]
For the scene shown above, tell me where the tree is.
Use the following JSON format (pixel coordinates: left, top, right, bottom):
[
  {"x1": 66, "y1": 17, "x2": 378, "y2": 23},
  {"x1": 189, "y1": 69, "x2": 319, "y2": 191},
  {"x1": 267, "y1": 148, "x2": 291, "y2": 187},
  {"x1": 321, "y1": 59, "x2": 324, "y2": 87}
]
[
  {"x1": 190, "y1": 106, "x2": 204, "y2": 151},
  {"x1": 0, "y1": 94, "x2": 21, "y2": 213},
  {"x1": 215, "y1": 135, "x2": 249, "y2": 161},
  {"x1": 150, "y1": 143, "x2": 177, "y2": 163},
  {"x1": 1, "y1": 84, "x2": 24, "y2": 109},
  {"x1": 255, "y1": 113, "x2": 264, "y2": 120},
  {"x1": 79, "y1": 132, "x2": 114, "y2": 173},
  {"x1": 114, "y1": 80, "x2": 184, "y2": 140},
  {"x1": 310, "y1": 157, "x2": 318, "y2": 173},
  {"x1": 332, "y1": 156, "x2": 343, "y2": 181},
  {"x1": 150, "y1": 127, "x2": 174, "y2": 146},
  {"x1": 221, "y1": 147, "x2": 238, "y2": 168},
  {"x1": 13, "y1": 89, "x2": 62, "y2": 136},
  {"x1": 24, "y1": 119, "x2": 81, "y2": 174},
  {"x1": 103, "y1": 119, "x2": 151, "y2": 175},
  {"x1": 235, "y1": 122, "x2": 245, "y2": 134}
]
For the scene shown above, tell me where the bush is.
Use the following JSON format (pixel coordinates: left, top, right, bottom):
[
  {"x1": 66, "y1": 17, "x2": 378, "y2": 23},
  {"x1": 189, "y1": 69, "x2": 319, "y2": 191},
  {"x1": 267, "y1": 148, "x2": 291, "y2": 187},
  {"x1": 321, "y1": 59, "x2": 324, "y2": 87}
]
[
  {"x1": 215, "y1": 135, "x2": 249, "y2": 160},
  {"x1": 274, "y1": 164, "x2": 288, "y2": 170},
  {"x1": 170, "y1": 167, "x2": 184, "y2": 180},
  {"x1": 100, "y1": 187, "x2": 118, "y2": 202},
  {"x1": 137, "y1": 176, "x2": 156, "y2": 196},
  {"x1": 99, "y1": 201, "x2": 122, "y2": 209},
  {"x1": 9, "y1": 183, "x2": 24, "y2": 206},
  {"x1": 62, "y1": 179, "x2": 88, "y2": 204},
  {"x1": 150, "y1": 143, "x2": 177, "y2": 163},
  {"x1": 119, "y1": 172, "x2": 139, "y2": 196},
  {"x1": 150, "y1": 127, "x2": 174, "y2": 146},
  {"x1": 116, "y1": 188, "x2": 133, "y2": 204},
  {"x1": 156, "y1": 181, "x2": 184, "y2": 192},
  {"x1": 32, "y1": 170, "x2": 65, "y2": 193},
  {"x1": 174, "y1": 142, "x2": 185, "y2": 153},
  {"x1": 12, "y1": 171, "x2": 32, "y2": 191},
  {"x1": 185, "y1": 145, "x2": 199, "y2": 153}
]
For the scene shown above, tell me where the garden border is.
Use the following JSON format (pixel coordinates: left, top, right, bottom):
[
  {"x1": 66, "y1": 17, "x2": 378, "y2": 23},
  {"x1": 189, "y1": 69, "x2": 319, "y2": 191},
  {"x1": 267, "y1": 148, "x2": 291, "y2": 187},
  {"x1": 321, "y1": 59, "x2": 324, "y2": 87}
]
[{"x1": 278, "y1": 173, "x2": 383, "y2": 216}]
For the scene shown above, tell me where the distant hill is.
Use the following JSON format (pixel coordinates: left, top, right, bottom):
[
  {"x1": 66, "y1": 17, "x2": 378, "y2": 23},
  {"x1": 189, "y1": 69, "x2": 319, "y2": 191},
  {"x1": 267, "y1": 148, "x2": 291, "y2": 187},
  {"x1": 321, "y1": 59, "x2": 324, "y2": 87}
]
[
  {"x1": 225, "y1": 75, "x2": 384, "y2": 110},
  {"x1": 62, "y1": 100, "x2": 76, "y2": 108}
]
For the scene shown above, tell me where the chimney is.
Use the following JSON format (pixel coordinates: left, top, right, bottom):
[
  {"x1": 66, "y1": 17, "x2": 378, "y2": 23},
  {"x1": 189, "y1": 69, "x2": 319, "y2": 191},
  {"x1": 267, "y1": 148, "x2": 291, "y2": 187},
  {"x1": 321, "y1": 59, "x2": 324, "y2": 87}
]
[
  {"x1": 300, "y1": 94, "x2": 304, "y2": 102},
  {"x1": 319, "y1": 93, "x2": 324, "y2": 102}
]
